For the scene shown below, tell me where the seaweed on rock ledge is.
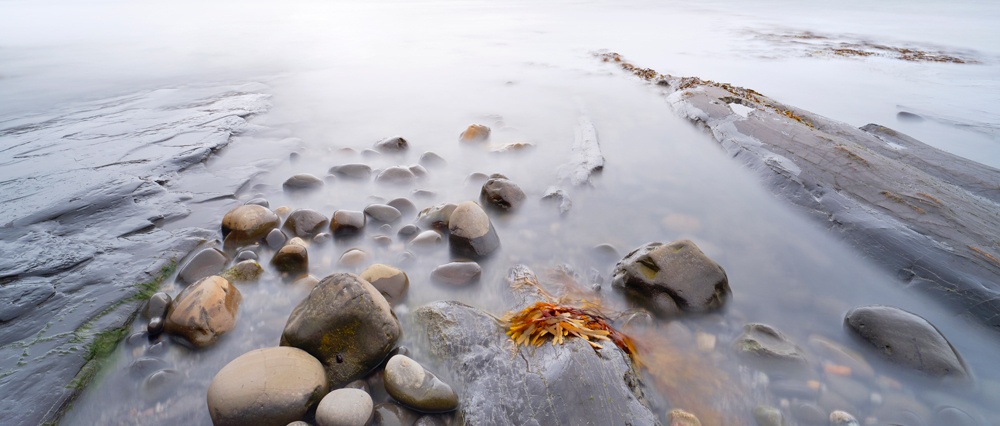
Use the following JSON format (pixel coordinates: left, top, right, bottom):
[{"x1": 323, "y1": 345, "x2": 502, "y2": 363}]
[{"x1": 503, "y1": 301, "x2": 640, "y2": 365}]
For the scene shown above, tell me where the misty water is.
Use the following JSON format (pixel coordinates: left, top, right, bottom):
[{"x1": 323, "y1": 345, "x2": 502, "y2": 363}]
[{"x1": 3, "y1": 0, "x2": 1000, "y2": 425}]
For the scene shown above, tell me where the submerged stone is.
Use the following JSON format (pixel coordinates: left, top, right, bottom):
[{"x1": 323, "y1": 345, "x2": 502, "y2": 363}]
[
  {"x1": 447, "y1": 201, "x2": 500, "y2": 258},
  {"x1": 221, "y1": 260, "x2": 264, "y2": 283},
  {"x1": 272, "y1": 243, "x2": 309, "y2": 275},
  {"x1": 282, "y1": 174, "x2": 325, "y2": 193},
  {"x1": 221, "y1": 205, "x2": 280, "y2": 248},
  {"x1": 459, "y1": 124, "x2": 490, "y2": 143},
  {"x1": 283, "y1": 209, "x2": 330, "y2": 238},
  {"x1": 364, "y1": 204, "x2": 402, "y2": 223},
  {"x1": 373, "y1": 136, "x2": 409, "y2": 153},
  {"x1": 330, "y1": 210, "x2": 366, "y2": 235},
  {"x1": 732, "y1": 323, "x2": 810, "y2": 372},
  {"x1": 359, "y1": 264, "x2": 409, "y2": 305},
  {"x1": 430, "y1": 262, "x2": 481, "y2": 286},
  {"x1": 329, "y1": 163, "x2": 373, "y2": 180},
  {"x1": 611, "y1": 240, "x2": 729, "y2": 317},
  {"x1": 384, "y1": 355, "x2": 458, "y2": 412},
  {"x1": 375, "y1": 166, "x2": 417, "y2": 185},
  {"x1": 481, "y1": 175, "x2": 526, "y2": 210}
]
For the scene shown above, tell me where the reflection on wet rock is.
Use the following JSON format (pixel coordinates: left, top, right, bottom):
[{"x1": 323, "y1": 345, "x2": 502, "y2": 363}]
[
  {"x1": 384, "y1": 355, "x2": 458, "y2": 412},
  {"x1": 315, "y1": 388, "x2": 374, "y2": 426},
  {"x1": 481, "y1": 174, "x2": 526, "y2": 210},
  {"x1": 416, "y1": 203, "x2": 457, "y2": 231},
  {"x1": 282, "y1": 173, "x2": 325, "y2": 193},
  {"x1": 611, "y1": 240, "x2": 729, "y2": 317},
  {"x1": 164, "y1": 275, "x2": 241, "y2": 347},
  {"x1": 458, "y1": 124, "x2": 490, "y2": 143},
  {"x1": 330, "y1": 210, "x2": 366, "y2": 235},
  {"x1": 430, "y1": 262, "x2": 482, "y2": 286},
  {"x1": 373, "y1": 136, "x2": 409, "y2": 153},
  {"x1": 221, "y1": 205, "x2": 281, "y2": 248},
  {"x1": 272, "y1": 243, "x2": 309, "y2": 275},
  {"x1": 283, "y1": 209, "x2": 331, "y2": 238},
  {"x1": 844, "y1": 305, "x2": 969, "y2": 380},
  {"x1": 280, "y1": 273, "x2": 401, "y2": 388},
  {"x1": 207, "y1": 347, "x2": 328, "y2": 426},
  {"x1": 329, "y1": 163, "x2": 373, "y2": 180},
  {"x1": 372, "y1": 402, "x2": 420, "y2": 426},
  {"x1": 447, "y1": 201, "x2": 500, "y2": 258},
  {"x1": 375, "y1": 166, "x2": 417, "y2": 185},
  {"x1": 178, "y1": 248, "x2": 227, "y2": 284},
  {"x1": 418, "y1": 151, "x2": 447, "y2": 168},
  {"x1": 359, "y1": 264, "x2": 409, "y2": 305},
  {"x1": 364, "y1": 204, "x2": 402, "y2": 223},
  {"x1": 221, "y1": 260, "x2": 264, "y2": 283},
  {"x1": 733, "y1": 323, "x2": 810, "y2": 373},
  {"x1": 147, "y1": 316, "x2": 165, "y2": 335}
]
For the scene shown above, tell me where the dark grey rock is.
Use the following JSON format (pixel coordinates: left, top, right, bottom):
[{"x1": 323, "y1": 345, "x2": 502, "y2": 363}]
[
  {"x1": 365, "y1": 204, "x2": 402, "y2": 223},
  {"x1": 143, "y1": 292, "x2": 172, "y2": 320},
  {"x1": 611, "y1": 240, "x2": 729, "y2": 317},
  {"x1": 147, "y1": 316, "x2": 164, "y2": 335},
  {"x1": 397, "y1": 224, "x2": 420, "y2": 239},
  {"x1": 271, "y1": 244, "x2": 308, "y2": 275},
  {"x1": 733, "y1": 323, "x2": 810, "y2": 372},
  {"x1": 844, "y1": 305, "x2": 968, "y2": 380},
  {"x1": 481, "y1": 175, "x2": 526, "y2": 210},
  {"x1": 384, "y1": 355, "x2": 458, "y2": 412},
  {"x1": 267, "y1": 228, "x2": 288, "y2": 249},
  {"x1": 330, "y1": 210, "x2": 366, "y2": 235},
  {"x1": 430, "y1": 262, "x2": 482, "y2": 286},
  {"x1": 315, "y1": 388, "x2": 374, "y2": 426},
  {"x1": 329, "y1": 164, "x2": 372, "y2": 180},
  {"x1": 178, "y1": 248, "x2": 227, "y2": 284},
  {"x1": 373, "y1": 136, "x2": 408, "y2": 153},
  {"x1": 375, "y1": 167, "x2": 417, "y2": 185},
  {"x1": 448, "y1": 201, "x2": 500, "y2": 258},
  {"x1": 280, "y1": 273, "x2": 401, "y2": 388},
  {"x1": 283, "y1": 209, "x2": 330, "y2": 238},
  {"x1": 283, "y1": 174, "x2": 325, "y2": 193}
]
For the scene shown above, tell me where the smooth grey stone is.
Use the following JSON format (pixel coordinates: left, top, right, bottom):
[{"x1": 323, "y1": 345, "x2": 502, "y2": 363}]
[
  {"x1": 411, "y1": 189, "x2": 435, "y2": 198},
  {"x1": 397, "y1": 224, "x2": 420, "y2": 239},
  {"x1": 330, "y1": 210, "x2": 366, "y2": 235},
  {"x1": 143, "y1": 292, "x2": 172, "y2": 319},
  {"x1": 365, "y1": 204, "x2": 402, "y2": 223},
  {"x1": 384, "y1": 355, "x2": 458, "y2": 412},
  {"x1": 207, "y1": 347, "x2": 328, "y2": 426},
  {"x1": 126, "y1": 330, "x2": 149, "y2": 346},
  {"x1": 373, "y1": 235, "x2": 392, "y2": 247},
  {"x1": 280, "y1": 273, "x2": 401, "y2": 388},
  {"x1": 934, "y1": 406, "x2": 979, "y2": 426},
  {"x1": 337, "y1": 249, "x2": 370, "y2": 270},
  {"x1": 409, "y1": 164, "x2": 427, "y2": 178},
  {"x1": 245, "y1": 198, "x2": 269, "y2": 208},
  {"x1": 147, "y1": 316, "x2": 165, "y2": 335},
  {"x1": 611, "y1": 240, "x2": 729, "y2": 317},
  {"x1": 283, "y1": 174, "x2": 325, "y2": 193},
  {"x1": 387, "y1": 198, "x2": 416, "y2": 217},
  {"x1": 143, "y1": 369, "x2": 181, "y2": 401},
  {"x1": 753, "y1": 405, "x2": 784, "y2": 426},
  {"x1": 178, "y1": 248, "x2": 227, "y2": 284},
  {"x1": 373, "y1": 136, "x2": 408, "y2": 153},
  {"x1": 896, "y1": 111, "x2": 925, "y2": 122},
  {"x1": 235, "y1": 250, "x2": 258, "y2": 262},
  {"x1": 447, "y1": 201, "x2": 500, "y2": 258},
  {"x1": 464, "y1": 172, "x2": 489, "y2": 186},
  {"x1": 267, "y1": 228, "x2": 288, "y2": 249},
  {"x1": 361, "y1": 149, "x2": 381, "y2": 158},
  {"x1": 409, "y1": 230, "x2": 444, "y2": 250},
  {"x1": 395, "y1": 251, "x2": 416, "y2": 268},
  {"x1": 329, "y1": 164, "x2": 372, "y2": 180},
  {"x1": 289, "y1": 152, "x2": 301, "y2": 162},
  {"x1": 283, "y1": 209, "x2": 330, "y2": 238},
  {"x1": 325, "y1": 174, "x2": 339, "y2": 184},
  {"x1": 313, "y1": 233, "x2": 332, "y2": 245},
  {"x1": 418, "y1": 152, "x2": 447, "y2": 168},
  {"x1": 430, "y1": 262, "x2": 482, "y2": 286},
  {"x1": 481, "y1": 175, "x2": 526, "y2": 210},
  {"x1": 375, "y1": 167, "x2": 417, "y2": 185},
  {"x1": 732, "y1": 323, "x2": 810, "y2": 372},
  {"x1": 590, "y1": 243, "x2": 619, "y2": 263},
  {"x1": 315, "y1": 388, "x2": 373, "y2": 426},
  {"x1": 844, "y1": 305, "x2": 968, "y2": 380},
  {"x1": 359, "y1": 264, "x2": 409, "y2": 305}
]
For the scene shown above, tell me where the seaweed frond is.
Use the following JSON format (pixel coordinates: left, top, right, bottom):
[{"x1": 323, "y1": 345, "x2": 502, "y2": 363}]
[{"x1": 503, "y1": 301, "x2": 640, "y2": 365}]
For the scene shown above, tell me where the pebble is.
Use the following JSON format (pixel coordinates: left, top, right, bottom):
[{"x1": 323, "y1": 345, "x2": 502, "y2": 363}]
[
  {"x1": 274, "y1": 206, "x2": 292, "y2": 219},
  {"x1": 430, "y1": 262, "x2": 482, "y2": 286},
  {"x1": 409, "y1": 164, "x2": 428, "y2": 178},
  {"x1": 364, "y1": 204, "x2": 402, "y2": 223},
  {"x1": 416, "y1": 203, "x2": 457, "y2": 231},
  {"x1": 221, "y1": 260, "x2": 264, "y2": 283},
  {"x1": 329, "y1": 164, "x2": 372, "y2": 180},
  {"x1": 178, "y1": 248, "x2": 227, "y2": 284},
  {"x1": 235, "y1": 250, "x2": 258, "y2": 262},
  {"x1": 315, "y1": 388, "x2": 374, "y2": 426},
  {"x1": 464, "y1": 172, "x2": 489, "y2": 186},
  {"x1": 147, "y1": 317, "x2": 165, "y2": 335},
  {"x1": 267, "y1": 228, "x2": 288, "y2": 249},
  {"x1": 668, "y1": 408, "x2": 701, "y2": 426},
  {"x1": 283, "y1": 174, "x2": 325, "y2": 193},
  {"x1": 411, "y1": 189, "x2": 435, "y2": 198},
  {"x1": 397, "y1": 224, "x2": 420, "y2": 239},
  {"x1": 313, "y1": 232, "x2": 332, "y2": 245},
  {"x1": 459, "y1": 124, "x2": 490, "y2": 142},
  {"x1": 372, "y1": 403, "x2": 420, "y2": 426},
  {"x1": 222, "y1": 205, "x2": 281, "y2": 248},
  {"x1": 272, "y1": 244, "x2": 309, "y2": 275},
  {"x1": 359, "y1": 264, "x2": 409, "y2": 305},
  {"x1": 373, "y1": 136, "x2": 408, "y2": 153},
  {"x1": 373, "y1": 235, "x2": 393, "y2": 247},
  {"x1": 448, "y1": 201, "x2": 500, "y2": 258},
  {"x1": 384, "y1": 355, "x2": 459, "y2": 412},
  {"x1": 146, "y1": 340, "x2": 168, "y2": 356},
  {"x1": 753, "y1": 405, "x2": 784, "y2": 426},
  {"x1": 481, "y1": 174, "x2": 526, "y2": 210},
  {"x1": 409, "y1": 230, "x2": 444, "y2": 250},
  {"x1": 387, "y1": 198, "x2": 416, "y2": 217},
  {"x1": 338, "y1": 249, "x2": 370, "y2": 269},
  {"x1": 829, "y1": 411, "x2": 859, "y2": 426},
  {"x1": 413, "y1": 415, "x2": 448, "y2": 426},
  {"x1": 418, "y1": 152, "x2": 447, "y2": 168},
  {"x1": 143, "y1": 292, "x2": 172, "y2": 320},
  {"x1": 330, "y1": 210, "x2": 366, "y2": 235},
  {"x1": 283, "y1": 209, "x2": 331, "y2": 238},
  {"x1": 244, "y1": 198, "x2": 269, "y2": 208},
  {"x1": 361, "y1": 149, "x2": 381, "y2": 158},
  {"x1": 375, "y1": 166, "x2": 417, "y2": 185},
  {"x1": 164, "y1": 276, "x2": 241, "y2": 347}
]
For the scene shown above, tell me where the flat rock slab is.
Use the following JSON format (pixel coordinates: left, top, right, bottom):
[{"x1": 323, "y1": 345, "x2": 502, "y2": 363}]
[{"x1": 414, "y1": 300, "x2": 657, "y2": 426}]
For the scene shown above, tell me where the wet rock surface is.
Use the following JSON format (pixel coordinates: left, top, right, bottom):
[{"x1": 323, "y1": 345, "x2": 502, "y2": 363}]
[
  {"x1": 330, "y1": 210, "x2": 367, "y2": 235},
  {"x1": 282, "y1": 174, "x2": 325, "y2": 193},
  {"x1": 364, "y1": 204, "x2": 402, "y2": 223},
  {"x1": 221, "y1": 260, "x2": 264, "y2": 283},
  {"x1": 844, "y1": 305, "x2": 969, "y2": 379},
  {"x1": 383, "y1": 355, "x2": 458, "y2": 412},
  {"x1": 611, "y1": 240, "x2": 730, "y2": 317},
  {"x1": 280, "y1": 273, "x2": 401, "y2": 388},
  {"x1": 359, "y1": 264, "x2": 409, "y2": 305},
  {"x1": 272, "y1": 243, "x2": 309, "y2": 275},
  {"x1": 480, "y1": 174, "x2": 526, "y2": 210},
  {"x1": 430, "y1": 262, "x2": 482, "y2": 286},
  {"x1": 177, "y1": 248, "x2": 228, "y2": 283},
  {"x1": 283, "y1": 209, "x2": 331, "y2": 238},
  {"x1": 315, "y1": 388, "x2": 374, "y2": 426},
  {"x1": 164, "y1": 276, "x2": 242, "y2": 347},
  {"x1": 222, "y1": 205, "x2": 281, "y2": 249},
  {"x1": 447, "y1": 201, "x2": 500, "y2": 258},
  {"x1": 415, "y1": 300, "x2": 657, "y2": 426},
  {"x1": 207, "y1": 347, "x2": 328, "y2": 426},
  {"x1": 416, "y1": 203, "x2": 457, "y2": 231}
]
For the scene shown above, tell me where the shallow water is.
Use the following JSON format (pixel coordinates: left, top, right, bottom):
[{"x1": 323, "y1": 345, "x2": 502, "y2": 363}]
[{"x1": 3, "y1": 0, "x2": 1000, "y2": 425}]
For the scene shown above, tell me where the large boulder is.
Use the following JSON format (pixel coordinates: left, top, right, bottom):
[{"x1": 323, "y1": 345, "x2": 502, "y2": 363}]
[
  {"x1": 414, "y1": 300, "x2": 658, "y2": 426},
  {"x1": 844, "y1": 305, "x2": 969, "y2": 380},
  {"x1": 447, "y1": 201, "x2": 500, "y2": 258},
  {"x1": 207, "y1": 347, "x2": 328, "y2": 426},
  {"x1": 280, "y1": 273, "x2": 402, "y2": 388},
  {"x1": 611, "y1": 240, "x2": 730, "y2": 317},
  {"x1": 164, "y1": 276, "x2": 241, "y2": 347},
  {"x1": 283, "y1": 209, "x2": 331, "y2": 238},
  {"x1": 221, "y1": 205, "x2": 280, "y2": 248}
]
